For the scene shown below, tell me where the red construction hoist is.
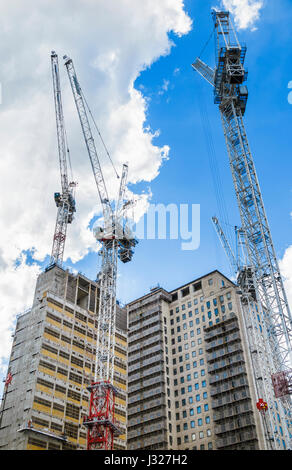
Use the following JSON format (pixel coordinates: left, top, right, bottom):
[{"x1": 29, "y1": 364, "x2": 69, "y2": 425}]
[{"x1": 63, "y1": 54, "x2": 137, "y2": 450}]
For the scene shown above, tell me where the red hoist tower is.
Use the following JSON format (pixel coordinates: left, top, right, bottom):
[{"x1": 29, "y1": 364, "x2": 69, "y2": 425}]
[
  {"x1": 49, "y1": 52, "x2": 77, "y2": 268},
  {"x1": 193, "y1": 11, "x2": 292, "y2": 449},
  {"x1": 63, "y1": 55, "x2": 137, "y2": 450}
]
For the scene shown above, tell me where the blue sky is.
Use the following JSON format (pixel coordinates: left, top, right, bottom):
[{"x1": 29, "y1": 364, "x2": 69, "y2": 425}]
[{"x1": 60, "y1": 0, "x2": 292, "y2": 304}]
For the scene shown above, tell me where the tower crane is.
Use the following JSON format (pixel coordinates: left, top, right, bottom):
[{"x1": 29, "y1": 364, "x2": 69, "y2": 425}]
[
  {"x1": 193, "y1": 10, "x2": 292, "y2": 449},
  {"x1": 63, "y1": 55, "x2": 137, "y2": 450},
  {"x1": 49, "y1": 51, "x2": 76, "y2": 268},
  {"x1": 212, "y1": 216, "x2": 291, "y2": 449}
]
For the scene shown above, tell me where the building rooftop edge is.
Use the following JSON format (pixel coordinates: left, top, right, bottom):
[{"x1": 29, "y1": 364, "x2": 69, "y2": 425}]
[{"x1": 126, "y1": 269, "x2": 236, "y2": 307}]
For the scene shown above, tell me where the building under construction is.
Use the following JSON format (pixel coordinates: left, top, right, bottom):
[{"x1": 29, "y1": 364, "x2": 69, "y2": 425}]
[
  {"x1": 1, "y1": 7, "x2": 292, "y2": 452},
  {"x1": 0, "y1": 265, "x2": 127, "y2": 450},
  {"x1": 1, "y1": 268, "x2": 291, "y2": 451}
]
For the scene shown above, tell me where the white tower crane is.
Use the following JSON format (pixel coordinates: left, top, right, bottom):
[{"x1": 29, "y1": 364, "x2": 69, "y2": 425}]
[
  {"x1": 63, "y1": 54, "x2": 137, "y2": 450},
  {"x1": 49, "y1": 51, "x2": 76, "y2": 268}
]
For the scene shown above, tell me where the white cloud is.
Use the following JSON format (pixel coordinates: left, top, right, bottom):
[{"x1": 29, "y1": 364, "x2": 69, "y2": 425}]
[
  {"x1": 158, "y1": 79, "x2": 170, "y2": 95},
  {"x1": 221, "y1": 0, "x2": 264, "y2": 30},
  {"x1": 0, "y1": 1, "x2": 191, "y2": 373}
]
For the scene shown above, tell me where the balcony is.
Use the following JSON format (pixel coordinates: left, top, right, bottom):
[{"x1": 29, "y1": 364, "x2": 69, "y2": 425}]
[
  {"x1": 216, "y1": 430, "x2": 258, "y2": 449},
  {"x1": 210, "y1": 380, "x2": 249, "y2": 397},
  {"x1": 209, "y1": 367, "x2": 247, "y2": 385},
  {"x1": 212, "y1": 391, "x2": 251, "y2": 409},
  {"x1": 213, "y1": 404, "x2": 254, "y2": 422},
  {"x1": 214, "y1": 416, "x2": 256, "y2": 435}
]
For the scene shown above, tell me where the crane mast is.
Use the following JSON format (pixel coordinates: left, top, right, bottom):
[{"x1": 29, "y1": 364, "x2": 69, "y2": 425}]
[
  {"x1": 193, "y1": 10, "x2": 292, "y2": 450},
  {"x1": 212, "y1": 217, "x2": 291, "y2": 448},
  {"x1": 63, "y1": 55, "x2": 137, "y2": 450},
  {"x1": 49, "y1": 51, "x2": 76, "y2": 268}
]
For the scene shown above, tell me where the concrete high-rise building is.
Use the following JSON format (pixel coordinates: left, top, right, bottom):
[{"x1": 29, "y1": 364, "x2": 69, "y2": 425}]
[
  {"x1": 127, "y1": 270, "x2": 280, "y2": 451},
  {"x1": 0, "y1": 265, "x2": 127, "y2": 450}
]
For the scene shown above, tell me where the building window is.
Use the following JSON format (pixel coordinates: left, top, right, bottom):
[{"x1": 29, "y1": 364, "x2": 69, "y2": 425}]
[{"x1": 182, "y1": 287, "x2": 190, "y2": 298}]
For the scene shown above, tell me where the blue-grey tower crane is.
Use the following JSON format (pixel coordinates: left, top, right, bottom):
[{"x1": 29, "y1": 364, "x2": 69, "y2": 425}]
[{"x1": 194, "y1": 10, "x2": 292, "y2": 450}]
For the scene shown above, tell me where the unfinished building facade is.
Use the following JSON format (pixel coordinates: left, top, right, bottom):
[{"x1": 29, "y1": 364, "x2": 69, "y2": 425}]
[{"x1": 0, "y1": 265, "x2": 127, "y2": 450}]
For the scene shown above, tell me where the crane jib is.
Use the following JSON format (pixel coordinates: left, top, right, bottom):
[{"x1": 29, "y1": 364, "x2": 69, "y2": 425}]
[{"x1": 73, "y1": 75, "x2": 81, "y2": 96}]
